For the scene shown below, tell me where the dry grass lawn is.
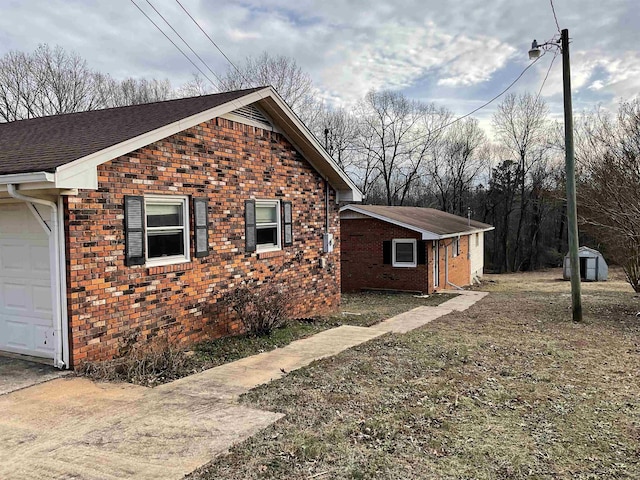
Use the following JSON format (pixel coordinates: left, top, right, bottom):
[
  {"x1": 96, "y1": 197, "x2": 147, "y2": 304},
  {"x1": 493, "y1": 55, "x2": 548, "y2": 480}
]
[{"x1": 189, "y1": 269, "x2": 640, "y2": 479}]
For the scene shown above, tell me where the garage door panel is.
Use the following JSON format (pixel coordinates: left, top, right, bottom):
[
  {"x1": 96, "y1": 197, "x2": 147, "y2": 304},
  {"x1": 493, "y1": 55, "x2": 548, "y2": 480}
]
[
  {"x1": 0, "y1": 203, "x2": 54, "y2": 360},
  {"x1": 32, "y1": 284, "x2": 53, "y2": 314},
  {"x1": 1, "y1": 318, "x2": 54, "y2": 357},
  {"x1": 2, "y1": 281, "x2": 31, "y2": 311},
  {"x1": 31, "y1": 245, "x2": 51, "y2": 273}
]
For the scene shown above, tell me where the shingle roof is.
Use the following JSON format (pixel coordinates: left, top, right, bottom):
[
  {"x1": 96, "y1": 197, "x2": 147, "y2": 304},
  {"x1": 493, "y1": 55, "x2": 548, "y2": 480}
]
[
  {"x1": 0, "y1": 87, "x2": 265, "y2": 176},
  {"x1": 341, "y1": 204, "x2": 493, "y2": 236}
]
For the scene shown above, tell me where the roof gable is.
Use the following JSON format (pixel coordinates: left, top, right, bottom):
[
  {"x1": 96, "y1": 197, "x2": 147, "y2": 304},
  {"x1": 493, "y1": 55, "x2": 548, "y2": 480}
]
[
  {"x1": 340, "y1": 204, "x2": 494, "y2": 240},
  {"x1": 0, "y1": 87, "x2": 361, "y2": 201}
]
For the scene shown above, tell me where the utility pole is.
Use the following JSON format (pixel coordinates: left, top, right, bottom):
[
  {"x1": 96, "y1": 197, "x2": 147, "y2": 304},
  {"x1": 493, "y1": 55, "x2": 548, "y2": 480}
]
[{"x1": 561, "y1": 28, "x2": 583, "y2": 321}]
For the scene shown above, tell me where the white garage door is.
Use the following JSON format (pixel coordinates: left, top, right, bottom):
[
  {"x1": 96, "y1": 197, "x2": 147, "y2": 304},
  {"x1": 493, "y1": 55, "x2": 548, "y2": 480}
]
[{"x1": 0, "y1": 203, "x2": 54, "y2": 359}]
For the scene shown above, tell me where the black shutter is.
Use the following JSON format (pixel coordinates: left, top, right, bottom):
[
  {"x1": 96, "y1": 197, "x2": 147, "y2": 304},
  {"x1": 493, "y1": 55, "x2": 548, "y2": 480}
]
[
  {"x1": 245, "y1": 199, "x2": 256, "y2": 253},
  {"x1": 193, "y1": 197, "x2": 209, "y2": 258},
  {"x1": 382, "y1": 240, "x2": 392, "y2": 264},
  {"x1": 124, "y1": 195, "x2": 145, "y2": 266},
  {"x1": 282, "y1": 201, "x2": 293, "y2": 246},
  {"x1": 417, "y1": 240, "x2": 427, "y2": 265}
]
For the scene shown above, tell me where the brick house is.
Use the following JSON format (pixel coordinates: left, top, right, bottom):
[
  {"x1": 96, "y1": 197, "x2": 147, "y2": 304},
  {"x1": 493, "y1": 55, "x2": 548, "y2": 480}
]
[
  {"x1": 0, "y1": 87, "x2": 361, "y2": 369},
  {"x1": 340, "y1": 205, "x2": 493, "y2": 294}
]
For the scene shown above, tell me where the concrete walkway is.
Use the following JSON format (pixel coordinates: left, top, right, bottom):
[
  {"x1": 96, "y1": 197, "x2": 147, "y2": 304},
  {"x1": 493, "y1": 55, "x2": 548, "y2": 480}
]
[{"x1": 0, "y1": 290, "x2": 487, "y2": 480}]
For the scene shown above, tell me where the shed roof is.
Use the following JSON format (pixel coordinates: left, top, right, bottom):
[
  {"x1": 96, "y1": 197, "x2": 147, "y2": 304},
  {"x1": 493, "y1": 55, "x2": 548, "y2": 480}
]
[{"x1": 340, "y1": 204, "x2": 494, "y2": 240}]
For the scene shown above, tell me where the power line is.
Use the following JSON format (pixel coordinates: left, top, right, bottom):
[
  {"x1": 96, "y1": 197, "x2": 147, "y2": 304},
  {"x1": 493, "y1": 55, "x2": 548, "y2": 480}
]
[
  {"x1": 536, "y1": 50, "x2": 558, "y2": 102},
  {"x1": 549, "y1": 0, "x2": 561, "y2": 33},
  {"x1": 426, "y1": 53, "x2": 546, "y2": 136},
  {"x1": 143, "y1": 0, "x2": 223, "y2": 85},
  {"x1": 340, "y1": 53, "x2": 546, "y2": 151},
  {"x1": 175, "y1": 0, "x2": 251, "y2": 86},
  {"x1": 129, "y1": 0, "x2": 219, "y2": 89}
]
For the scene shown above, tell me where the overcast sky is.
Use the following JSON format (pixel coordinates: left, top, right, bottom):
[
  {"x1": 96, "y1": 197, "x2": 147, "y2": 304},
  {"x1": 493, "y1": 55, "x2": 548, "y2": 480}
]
[{"x1": 0, "y1": 0, "x2": 637, "y2": 128}]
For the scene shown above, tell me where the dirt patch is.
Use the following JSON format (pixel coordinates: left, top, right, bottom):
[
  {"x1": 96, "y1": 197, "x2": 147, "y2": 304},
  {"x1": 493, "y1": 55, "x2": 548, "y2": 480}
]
[{"x1": 189, "y1": 269, "x2": 640, "y2": 479}]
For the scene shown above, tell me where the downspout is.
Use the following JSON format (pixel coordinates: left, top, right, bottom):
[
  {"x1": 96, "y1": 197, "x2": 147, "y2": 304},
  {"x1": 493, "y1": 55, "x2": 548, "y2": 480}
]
[
  {"x1": 7, "y1": 184, "x2": 66, "y2": 369},
  {"x1": 444, "y1": 243, "x2": 464, "y2": 291},
  {"x1": 325, "y1": 177, "x2": 330, "y2": 233}
]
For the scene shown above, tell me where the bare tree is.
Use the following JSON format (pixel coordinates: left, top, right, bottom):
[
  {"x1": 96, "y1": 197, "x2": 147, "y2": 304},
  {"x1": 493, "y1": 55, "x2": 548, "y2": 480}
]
[
  {"x1": 0, "y1": 44, "x2": 105, "y2": 121},
  {"x1": 577, "y1": 99, "x2": 640, "y2": 291},
  {"x1": 176, "y1": 73, "x2": 213, "y2": 98},
  {"x1": 218, "y1": 52, "x2": 314, "y2": 114},
  {"x1": 425, "y1": 118, "x2": 487, "y2": 215},
  {"x1": 105, "y1": 77, "x2": 173, "y2": 106},
  {"x1": 354, "y1": 90, "x2": 449, "y2": 205},
  {"x1": 0, "y1": 45, "x2": 175, "y2": 122},
  {"x1": 492, "y1": 93, "x2": 551, "y2": 270}
]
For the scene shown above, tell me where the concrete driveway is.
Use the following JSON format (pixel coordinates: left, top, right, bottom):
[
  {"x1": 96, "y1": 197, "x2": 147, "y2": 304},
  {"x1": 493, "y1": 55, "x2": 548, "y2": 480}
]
[
  {"x1": 0, "y1": 376, "x2": 282, "y2": 480},
  {"x1": 0, "y1": 355, "x2": 67, "y2": 395}
]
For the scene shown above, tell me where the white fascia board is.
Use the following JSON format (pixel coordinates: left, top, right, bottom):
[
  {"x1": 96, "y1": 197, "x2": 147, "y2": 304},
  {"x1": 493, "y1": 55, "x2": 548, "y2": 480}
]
[
  {"x1": 53, "y1": 89, "x2": 272, "y2": 189},
  {"x1": 257, "y1": 89, "x2": 363, "y2": 202}
]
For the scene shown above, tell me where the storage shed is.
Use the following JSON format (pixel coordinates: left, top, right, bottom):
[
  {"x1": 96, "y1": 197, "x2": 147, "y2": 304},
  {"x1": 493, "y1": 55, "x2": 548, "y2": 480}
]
[{"x1": 563, "y1": 246, "x2": 608, "y2": 281}]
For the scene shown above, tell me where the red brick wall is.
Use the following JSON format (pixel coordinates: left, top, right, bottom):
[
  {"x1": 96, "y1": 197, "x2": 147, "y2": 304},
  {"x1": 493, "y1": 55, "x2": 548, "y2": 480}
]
[
  {"x1": 64, "y1": 117, "x2": 340, "y2": 366},
  {"x1": 341, "y1": 218, "x2": 428, "y2": 293},
  {"x1": 341, "y1": 217, "x2": 472, "y2": 294}
]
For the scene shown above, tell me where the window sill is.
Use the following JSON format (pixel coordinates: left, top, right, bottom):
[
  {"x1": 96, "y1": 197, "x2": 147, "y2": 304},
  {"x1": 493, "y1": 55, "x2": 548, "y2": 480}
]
[
  {"x1": 258, "y1": 249, "x2": 284, "y2": 259},
  {"x1": 392, "y1": 263, "x2": 417, "y2": 268},
  {"x1": 147, "y1": 259, "x2": 192, "y2": 275}
]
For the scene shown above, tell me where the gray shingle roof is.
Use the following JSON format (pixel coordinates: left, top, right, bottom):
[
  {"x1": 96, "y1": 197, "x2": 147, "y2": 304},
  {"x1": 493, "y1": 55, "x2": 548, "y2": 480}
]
[
  {"x1": 0, "y1": 87, "x2": 265, "y2": 176},
  {"x1": 342, "y1": 205, "x2": 493, "y2": 236}
]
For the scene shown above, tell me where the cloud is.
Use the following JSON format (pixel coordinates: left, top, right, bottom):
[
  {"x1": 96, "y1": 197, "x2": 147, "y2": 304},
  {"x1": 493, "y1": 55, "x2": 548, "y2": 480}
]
[{"x1": 0, "y1": 0, "x2": 637, "y2": 119}]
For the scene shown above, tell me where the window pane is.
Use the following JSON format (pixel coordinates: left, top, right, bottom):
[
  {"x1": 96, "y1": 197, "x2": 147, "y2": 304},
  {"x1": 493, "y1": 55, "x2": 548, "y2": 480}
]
[
  {"x1": 147, "y1": 203, "x2": 183, "y2": 227},
  {"x1": 256, "y1": 205, "x2": 277, "y2": 224},
  {"x1": 148, "y1": 230, "x2": 184, "y2": 258},
  {"x1": 257, "y1": 226, "x2": 278, "y2": 245},
  {"x1": 395, "y1": 242, "x2": 414, "y2": 263}
]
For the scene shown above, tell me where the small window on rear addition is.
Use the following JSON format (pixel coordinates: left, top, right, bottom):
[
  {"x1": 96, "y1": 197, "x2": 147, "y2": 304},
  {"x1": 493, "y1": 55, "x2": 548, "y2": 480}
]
[
  {"x1": 475, "y1": 233, "x2": 479, "y2": 247},
  {"x1": 392, "y1": 239, "x2": 417, "y2": 267},
  {"x1": 145, "y1": 196, "x2": 189, "y2": 265},
  {"x1": 452, "y1": 236, "x2": 460, "y2": 257}
]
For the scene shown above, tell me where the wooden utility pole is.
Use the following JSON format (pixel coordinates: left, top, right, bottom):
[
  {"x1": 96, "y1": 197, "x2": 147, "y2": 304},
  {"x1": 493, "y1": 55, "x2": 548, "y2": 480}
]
[{"x1": 561, "y1": 28, "x2": 583, "y2": 321}]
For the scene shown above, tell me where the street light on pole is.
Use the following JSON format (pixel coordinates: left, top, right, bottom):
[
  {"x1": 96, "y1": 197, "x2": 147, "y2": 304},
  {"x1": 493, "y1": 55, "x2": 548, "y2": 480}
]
[{"x1": 528, "y1": 29, "x2": 583, "y2": 322}]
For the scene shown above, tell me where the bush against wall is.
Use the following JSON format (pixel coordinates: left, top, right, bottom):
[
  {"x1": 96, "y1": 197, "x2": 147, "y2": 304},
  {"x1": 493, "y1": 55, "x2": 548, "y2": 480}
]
[{"x1": 221, "y1": 283, "x2": 292, "y2": 336}]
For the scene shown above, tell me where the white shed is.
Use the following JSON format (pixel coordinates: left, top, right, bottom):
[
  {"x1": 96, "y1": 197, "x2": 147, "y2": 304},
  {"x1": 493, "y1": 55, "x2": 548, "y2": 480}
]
[{"x1": 563, "y1": 246, "x2": 608, "y2": 281}]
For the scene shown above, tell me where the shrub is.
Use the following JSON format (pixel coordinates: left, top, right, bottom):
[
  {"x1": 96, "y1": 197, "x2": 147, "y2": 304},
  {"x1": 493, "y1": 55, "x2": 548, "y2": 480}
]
[
  {"x1": 78, "y1": 334, "x2": 195, "y2": 387},
  {"x1": 221, "y1": 283, "x2": 292, "y2": 336}
]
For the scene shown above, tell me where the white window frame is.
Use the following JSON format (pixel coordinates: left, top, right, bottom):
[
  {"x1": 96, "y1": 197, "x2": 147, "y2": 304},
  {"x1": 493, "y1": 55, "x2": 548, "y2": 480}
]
[
  {"x1": 452, "y1": 236, "x2": 460, "y2": 257},
  {"x1": 392, "y1": 238, "x2": 417, "y2": 268},
  {"x1": 144, "y1": 195, "x2": 190, "y2": 267},
  {"x1": 256, "y1": 199, "x2": 281, "y2": 253}
]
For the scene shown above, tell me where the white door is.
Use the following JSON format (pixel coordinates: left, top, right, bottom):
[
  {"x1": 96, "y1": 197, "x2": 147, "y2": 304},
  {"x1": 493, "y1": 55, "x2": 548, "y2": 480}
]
[
  {"x1": 433, "y1": 241, "x2": 439, "y2": 288},
  {"x1": 0, "y1": 203, "x2": 54, "y2": 359},
  {"x1": 586, "y1": 257, "x2": 597, "y2": 281}
]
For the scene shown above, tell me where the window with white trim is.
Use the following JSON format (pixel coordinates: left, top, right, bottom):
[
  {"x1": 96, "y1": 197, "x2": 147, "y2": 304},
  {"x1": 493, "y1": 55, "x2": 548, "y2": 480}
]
[
  {"x1": 145, "y1": 196, "x2": 190, "y2": 265},
  {"x1": 475, "y1": 233, "x2": 479, "y2": 247},
  {"x1": 392, "y1": 239, "x2": 417, "y2": 267},
  {"x1": 256, "y1": 200, "x2": 281, "y2": 251},
  {"x1": 452, "y1": 236, "x2": 460, "y2": 257}
]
